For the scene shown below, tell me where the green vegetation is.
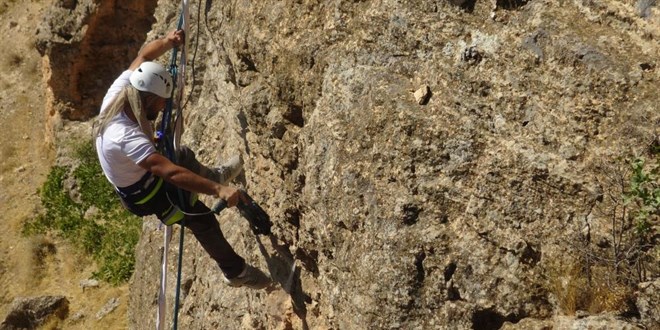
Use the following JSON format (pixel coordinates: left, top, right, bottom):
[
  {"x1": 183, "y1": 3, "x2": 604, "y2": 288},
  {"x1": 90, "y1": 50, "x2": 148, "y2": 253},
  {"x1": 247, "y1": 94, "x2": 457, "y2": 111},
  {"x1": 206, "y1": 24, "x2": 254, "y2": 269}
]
[
  {"x1": 547, "y1": 153, "x2": 658, "y2": 315},
  {"x1": 625, "y1": 157, "x2": 659, "y2": 237},
  {"x1": 23, "y1": 140, "x2": 141, "y2": 285}
]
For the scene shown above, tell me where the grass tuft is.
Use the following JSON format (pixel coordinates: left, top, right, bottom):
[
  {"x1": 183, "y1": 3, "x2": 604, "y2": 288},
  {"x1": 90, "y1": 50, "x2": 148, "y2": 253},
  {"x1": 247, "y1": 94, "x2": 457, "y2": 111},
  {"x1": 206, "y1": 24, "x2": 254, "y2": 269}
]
[{"x1": 544, "y1": 259, "x2": 634, "y2": 315}]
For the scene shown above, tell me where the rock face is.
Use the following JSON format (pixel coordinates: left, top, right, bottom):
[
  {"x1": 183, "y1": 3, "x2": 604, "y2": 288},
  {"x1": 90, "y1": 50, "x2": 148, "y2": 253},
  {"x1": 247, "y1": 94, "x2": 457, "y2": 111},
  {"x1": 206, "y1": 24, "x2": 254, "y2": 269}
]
[
  {"x1": 0, "y1": 296, "x2": 69, "y2": 330},
  {"x1": 637, "y1": 279, "x2": 660, "y2": 327},
  {"x1": 37, "y1": 0, "x2": 658, "y2": 329},
  {"x1": 36, "y1": 0, "x2": 158, "y2": 121}
]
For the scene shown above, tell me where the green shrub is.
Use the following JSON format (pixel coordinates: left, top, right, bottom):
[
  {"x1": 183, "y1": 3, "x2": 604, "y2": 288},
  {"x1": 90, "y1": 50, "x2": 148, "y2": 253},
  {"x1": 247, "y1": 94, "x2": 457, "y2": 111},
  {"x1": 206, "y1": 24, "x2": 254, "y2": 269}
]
[
  {"x1": 23, "y1": 140, "x2": 142, "y2": 285},
  {"x1": 625, "y1": 157, "x2": 659, "y2": 236}
]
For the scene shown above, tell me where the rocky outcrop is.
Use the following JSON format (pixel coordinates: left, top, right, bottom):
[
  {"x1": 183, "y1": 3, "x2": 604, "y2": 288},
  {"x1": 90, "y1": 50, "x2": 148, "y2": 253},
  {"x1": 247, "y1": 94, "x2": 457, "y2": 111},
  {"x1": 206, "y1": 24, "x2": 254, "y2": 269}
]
[
  {"x1": 37, "y1": 0, "x2": 658, "y2": 329},
  {"x1": 501, "y1": 314, "x2": 645, "y2": 330},
  {"x1": 637, "y1": 279, "x2": 660, "y2": 328},
  {"x1": 0, "y1": 296, "x2": 69, "y2": 330},
  {"x1": 36, "y1": 0, "x2": 158, "y2": 123}
]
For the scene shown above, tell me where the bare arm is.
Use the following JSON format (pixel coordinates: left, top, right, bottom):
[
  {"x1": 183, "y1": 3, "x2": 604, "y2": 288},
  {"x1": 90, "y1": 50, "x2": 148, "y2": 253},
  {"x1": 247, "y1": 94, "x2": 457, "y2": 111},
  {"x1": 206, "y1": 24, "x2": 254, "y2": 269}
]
[
  {"x1": 129, "y1": 30, "x2": 185, "y2": 71},
  {"x1": 139, "y1": 152, "x2": 243, "y2": 207}
]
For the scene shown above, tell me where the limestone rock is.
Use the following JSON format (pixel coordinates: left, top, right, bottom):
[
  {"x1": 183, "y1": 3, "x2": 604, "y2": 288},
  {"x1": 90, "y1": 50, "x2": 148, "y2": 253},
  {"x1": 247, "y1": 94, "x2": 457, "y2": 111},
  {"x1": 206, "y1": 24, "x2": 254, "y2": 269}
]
[
  {"x1": 36, "y1": 0, "x2": 157, "y2": 121},
  {"x1": 0, "y1": 296, "x2": 69, "y2": 330},
  {"x1": 95, "y1": 298, "x2": 120, "y2": 320},
  {"x1": 129, "y1": 0, "x2": 660, "y2": 327},
  {"x1": 502, "y1": 314, "x2": 642, "y2": 329},
  {"x1": 37, "y1": 0, "x2": 659, "y2": 329},
  {"x1": 637, "y1": 279, "x2": 660, "y2": 328},
  {"x1": 413, "y1": 85, "x2": 432, "y2": 105}
]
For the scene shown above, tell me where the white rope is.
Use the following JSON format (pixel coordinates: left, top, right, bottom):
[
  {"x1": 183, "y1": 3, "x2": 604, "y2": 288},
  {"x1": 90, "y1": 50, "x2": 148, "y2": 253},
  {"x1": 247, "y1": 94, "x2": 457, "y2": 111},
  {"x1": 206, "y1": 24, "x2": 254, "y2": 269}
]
[
  {"x1": 173, "y1": 0, "x2": 189, "y2": 153},
  {"x1": 156, "y1": 225, "x2": 173, "y2": 330}
]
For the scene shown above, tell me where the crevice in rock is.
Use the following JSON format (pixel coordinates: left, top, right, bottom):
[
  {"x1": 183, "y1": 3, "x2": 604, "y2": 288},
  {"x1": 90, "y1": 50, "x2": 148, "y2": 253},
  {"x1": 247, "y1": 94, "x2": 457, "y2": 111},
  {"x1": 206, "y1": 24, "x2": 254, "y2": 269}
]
[
  {"x1": 284, "y1": 104, "x2": 304, "y2": 127},
  {"x1": 496, "y1": 0, "x2": 529, "y2": 10},
  {"x1": 444, "y1": 262, "x2": 457, "y2": 281},
  {"x1": 414, "y1": 249, "x2": 426, "y2": 284},
  {"x1": 400, "y1": 248, "x2": 427, "y2": 324},
  {"x1": 237, "y1": 109, "x2": 252, "y2": 155},
  {"x1": 293, "y1": 173, "x2": 306, "y2": 194},
  {"x1": 401, "y1": 203, "x2": 421, "y2": 225},
  {"x1": 181, "y1": 278, "x2": 193, "y2": 299},
  {"x1": 471, "y1": 308, "x2": 522, "y2": 330},
  {"x1": 295, "y1": 248, "x2": 319, "y2": 276},
  {"x1": 449, "y1": 0, "x2": 477, "y2": 12},
  {"x1": 237, "y1": 53, "x2": 257, "y2": 72},
  {"x1": 519, "y1": 242, "x2": 541, "y2": 266},
  {"x1": 435, "y1": 251, "x2": 456, "y2": 301},
  {"x1": 284, "y1": 207, "x2": 301, "y2": 227},
  {"x1": 180, "y1": 0, "x2": 205, "y2": 109},
  {"x1": 59, "y1": 0, "x2": 78, "y2": 10},
  {"x1": 620, "y1": 298, "x2": 641, "y2": 319},
  {"x1": 447, "y1": 285, "x2": 462, "y2": 301}
]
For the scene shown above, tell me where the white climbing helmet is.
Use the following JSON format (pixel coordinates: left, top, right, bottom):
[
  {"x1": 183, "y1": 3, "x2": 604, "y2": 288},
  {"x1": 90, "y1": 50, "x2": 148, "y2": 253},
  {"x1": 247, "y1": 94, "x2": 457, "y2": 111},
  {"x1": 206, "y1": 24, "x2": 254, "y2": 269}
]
[{"x1": 129, "y1": 61, "x2": 173, "y2": 98}]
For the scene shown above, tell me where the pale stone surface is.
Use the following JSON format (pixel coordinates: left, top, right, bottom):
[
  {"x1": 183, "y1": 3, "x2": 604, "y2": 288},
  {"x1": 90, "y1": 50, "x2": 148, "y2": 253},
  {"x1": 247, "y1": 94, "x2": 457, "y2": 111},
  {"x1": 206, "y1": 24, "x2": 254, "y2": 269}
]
[
  {"x1": 413, "y1": 85, "x2": 431, "y2": 105},
  {"x1": 637, "y1": 279, "x2": 660, "y2": 329},
  {"x1": 35, "y1": 0, "x2": 659, "y2": 329}
]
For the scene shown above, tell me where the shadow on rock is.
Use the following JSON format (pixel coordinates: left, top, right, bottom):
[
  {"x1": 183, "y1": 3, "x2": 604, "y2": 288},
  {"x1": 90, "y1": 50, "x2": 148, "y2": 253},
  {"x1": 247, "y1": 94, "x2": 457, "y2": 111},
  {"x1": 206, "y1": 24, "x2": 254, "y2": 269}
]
[{"x1": 253, "y1": 234, "x2": 312, "y2": 329}]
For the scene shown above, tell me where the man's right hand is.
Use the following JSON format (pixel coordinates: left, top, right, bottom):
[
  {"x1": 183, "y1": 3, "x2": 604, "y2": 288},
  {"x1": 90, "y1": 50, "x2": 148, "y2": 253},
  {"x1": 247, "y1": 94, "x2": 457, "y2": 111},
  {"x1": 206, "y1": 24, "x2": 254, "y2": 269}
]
[{"x1": 216, "y1": 185, "x2": 246, "y2": 208}]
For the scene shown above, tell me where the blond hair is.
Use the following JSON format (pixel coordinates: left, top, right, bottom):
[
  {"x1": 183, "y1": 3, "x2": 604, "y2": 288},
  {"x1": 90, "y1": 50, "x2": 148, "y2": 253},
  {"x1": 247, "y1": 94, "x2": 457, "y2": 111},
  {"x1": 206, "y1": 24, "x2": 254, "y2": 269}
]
[{"x1": 93, "y1": 86, "x2": 154, "y2": 141}]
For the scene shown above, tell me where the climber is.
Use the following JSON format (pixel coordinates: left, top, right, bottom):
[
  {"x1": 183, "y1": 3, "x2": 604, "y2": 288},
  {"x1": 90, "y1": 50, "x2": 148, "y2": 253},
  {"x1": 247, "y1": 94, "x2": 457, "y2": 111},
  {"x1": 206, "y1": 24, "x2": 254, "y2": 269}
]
[{"x1": 93, "y1": 29, "x2": 270, "y2": 289}]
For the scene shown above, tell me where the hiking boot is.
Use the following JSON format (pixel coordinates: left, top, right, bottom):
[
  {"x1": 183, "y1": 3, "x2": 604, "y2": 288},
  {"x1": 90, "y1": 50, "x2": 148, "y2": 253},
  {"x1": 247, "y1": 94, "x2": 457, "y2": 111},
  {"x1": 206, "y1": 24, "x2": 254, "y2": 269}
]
[
  {"x1": 223, "y1": 264, "x2": 271, "y2": 290},
  {"x1": 212, "y1": 155, "x2": 243, "y2": 184}
]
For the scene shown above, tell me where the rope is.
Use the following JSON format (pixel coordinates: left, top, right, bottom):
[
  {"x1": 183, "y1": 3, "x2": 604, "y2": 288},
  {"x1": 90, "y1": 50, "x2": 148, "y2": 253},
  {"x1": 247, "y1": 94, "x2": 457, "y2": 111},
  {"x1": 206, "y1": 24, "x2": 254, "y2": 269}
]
[
  {"x1": 166, "y1": 193, "x2": 214, "y2": 216},
  {"x1": 182, "y1": 0, "x2": 202, "y2": 110},
  {"x1": 156, "y1": 1, "x2": 190, "y2": 329},
  {"x1": 156, "y1": 225, "x2": 172, "y2": 330}
]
